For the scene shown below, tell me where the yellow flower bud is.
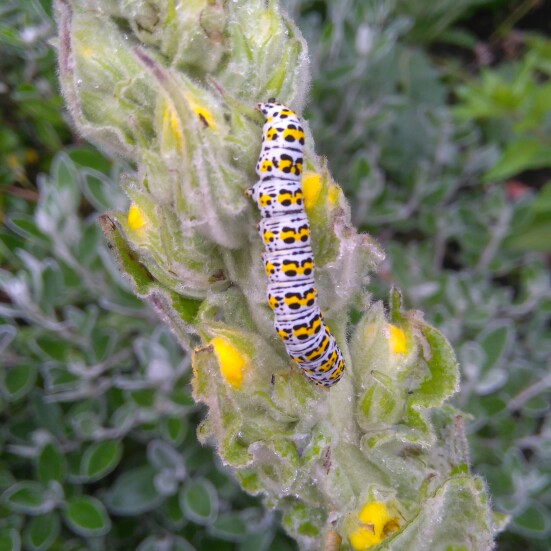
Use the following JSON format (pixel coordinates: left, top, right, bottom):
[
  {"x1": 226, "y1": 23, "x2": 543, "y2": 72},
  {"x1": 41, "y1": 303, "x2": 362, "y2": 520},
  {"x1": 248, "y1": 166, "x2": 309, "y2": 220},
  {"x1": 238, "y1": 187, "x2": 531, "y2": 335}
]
[
  {"x1": 185, "y1": 95, "x2": 216, "y2": 129},
  {"x1": 78, "y1": 44, "x2": 94, "y2": 58},
  {"x1": 192, "y1": 105, "x2": 215, "y2": 129},
  {"x1": 162, "y1": 104, "x2": 184, "y2": 149},
  {"x1": 127, "y1": 203, "x2": 146, "y2": 230},
  {"x1": 6, "y1": 154, "x2": 19, "y2": 170},
  {"x1": 328, "y1": 184, "x2": 340, "y2": 204},
  {"x1": 388, "y1": 324, "x2": 407, "y2": 355},
  {"x1": 24, "y1": 149, "x2": 39, "y2": 164},
  {"x1": 301, "y1": 171, "x2": 322, "y2": 210},
  {"x1": 349, "y1": 502, "x2": 399, "y2": 550},
  {"x1": 211, "y1": 336, "x2": 248, "y2": 389}
]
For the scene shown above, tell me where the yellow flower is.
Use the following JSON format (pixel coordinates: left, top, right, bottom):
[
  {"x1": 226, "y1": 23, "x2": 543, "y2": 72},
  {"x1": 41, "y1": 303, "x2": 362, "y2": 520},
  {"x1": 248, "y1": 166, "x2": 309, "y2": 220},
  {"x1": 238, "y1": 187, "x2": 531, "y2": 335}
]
[
  {"x1": 161, "y1": 98, "x2": 214, "y2": 150},
  {"x1": 192, "y1": 105, "x2": 215, "y2": 129},
  {"x1": 162, "y1": 104, "x2": 184, "y2": 148},
  {"x1": 6, "y1": 154, "x2": 19, "y2": 170},
  {"x1": 127, "y1": 203, "x2": 146, "y2": 230},
  {"x1": 328, "y1": 184, "x2": 340, "y2": 204},
  {"x1": 185, "y1": 95, "x2": 216, "y2": 129},
  {"x1": 24, "y1": 149, "x2": 39, "y2": 164},
  {"x1": 349, "y1": 502, "x2": 399, "y2": 550},
  {"x1": 211, "y1": 337, "x2": 248, "y2": 389},
  {"x1": 301, "y1": 171, "x2": 322, "y2": 210},
  {"x1": 78, "y1": 44, "x2": 94, "y2": 58},
  {"x1": 387, "y1": 324, "x2": 407, "y2": 355}
]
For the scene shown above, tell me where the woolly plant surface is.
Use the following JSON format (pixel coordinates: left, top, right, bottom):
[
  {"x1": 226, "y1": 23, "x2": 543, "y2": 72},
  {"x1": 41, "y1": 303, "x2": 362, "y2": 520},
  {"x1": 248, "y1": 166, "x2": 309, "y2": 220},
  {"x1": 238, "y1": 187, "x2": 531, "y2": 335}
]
[{"x1": 54, "y1": 1, "x2": 505, "y2": 549}]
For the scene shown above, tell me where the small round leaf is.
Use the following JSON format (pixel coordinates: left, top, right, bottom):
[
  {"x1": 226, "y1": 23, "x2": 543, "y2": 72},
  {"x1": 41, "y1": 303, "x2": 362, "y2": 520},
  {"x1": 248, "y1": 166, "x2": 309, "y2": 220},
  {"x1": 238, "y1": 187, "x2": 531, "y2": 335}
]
[
  {"x1": 209, "y1": 513, "x2": 248, "y2": 542},
  {"x1": 37, "y1": 443, "x2": 66, "y2": 484},
  {"x1": 105, "y1": 465, "x2": 164, "y2": 515},
  {"x1": 180, "y1": 478, "x2": 218, "y2": 525},
  {"x1": 161, "y1": 416, "x2": 188, "y2": 445},
  {"x1": 0, "y1": 528, "x2": 21, "y2": 551},
  {"x1": 147, "y1": 440, "x2": 184, "y2": 471},
  {"x1": 63, "y1": 496, "x2": 111, "y2": 537},
  {"x1": 80, "y1": 440, "x2": 122, "y2": 482},
  {"x1": 24, "y1": 513, "x2": 60, "y2": 550},
  {"x1": 2, "y1": 482, "x2": 53, "y2": 515},
  {"x1": 3, "y1": 364, "x2": 37, "y2": 402}
]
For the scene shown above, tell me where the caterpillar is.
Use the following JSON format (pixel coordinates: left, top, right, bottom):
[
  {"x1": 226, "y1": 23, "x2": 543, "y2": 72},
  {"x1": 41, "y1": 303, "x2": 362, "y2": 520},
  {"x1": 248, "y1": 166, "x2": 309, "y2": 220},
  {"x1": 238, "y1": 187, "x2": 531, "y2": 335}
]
[{"x1": 247, "y1": 99, "x2": 345, "y2": 387}]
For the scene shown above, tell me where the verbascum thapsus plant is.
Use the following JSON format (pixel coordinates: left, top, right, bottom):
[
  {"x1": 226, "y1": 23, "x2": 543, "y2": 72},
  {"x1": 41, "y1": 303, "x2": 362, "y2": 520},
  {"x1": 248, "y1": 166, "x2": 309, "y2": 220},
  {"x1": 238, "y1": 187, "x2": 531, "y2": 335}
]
[{"x1": 54, "y1": 1, "x2": 506, "y2": 548}]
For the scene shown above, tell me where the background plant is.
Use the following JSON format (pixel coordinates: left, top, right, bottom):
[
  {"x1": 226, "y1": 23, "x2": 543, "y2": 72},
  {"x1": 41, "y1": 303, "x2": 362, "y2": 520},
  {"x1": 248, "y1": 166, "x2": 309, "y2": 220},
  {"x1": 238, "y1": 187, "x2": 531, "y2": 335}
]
[
  {"x1": 0, "y1": 0, "x2": 549, "y2": 550},
  {"x1": 0, "y1": 0, "x2": 70, "y2": 191}
]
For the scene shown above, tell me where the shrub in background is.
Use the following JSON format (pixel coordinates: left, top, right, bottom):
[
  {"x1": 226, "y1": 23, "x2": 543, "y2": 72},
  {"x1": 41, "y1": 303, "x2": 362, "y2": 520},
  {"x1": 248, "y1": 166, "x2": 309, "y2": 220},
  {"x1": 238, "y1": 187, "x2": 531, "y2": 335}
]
[{"x1": 0, "y1": 0, "x2": 70, "y2": 190}]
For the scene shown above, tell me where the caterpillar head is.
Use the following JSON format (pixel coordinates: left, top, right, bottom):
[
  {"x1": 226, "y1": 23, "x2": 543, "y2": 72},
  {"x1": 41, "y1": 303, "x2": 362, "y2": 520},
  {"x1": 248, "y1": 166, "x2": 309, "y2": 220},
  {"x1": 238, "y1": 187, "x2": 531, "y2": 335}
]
[{"x1": 256, "y1": 99, "x2": 298, "y2": 122}]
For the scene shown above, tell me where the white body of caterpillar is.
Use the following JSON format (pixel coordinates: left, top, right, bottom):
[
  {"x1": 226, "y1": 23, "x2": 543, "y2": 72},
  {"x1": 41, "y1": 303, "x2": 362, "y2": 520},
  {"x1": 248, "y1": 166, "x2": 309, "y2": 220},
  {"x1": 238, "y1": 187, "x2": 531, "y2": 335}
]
[{"x1": 248, "y1": 100, "x2": 345, "y2": 387}]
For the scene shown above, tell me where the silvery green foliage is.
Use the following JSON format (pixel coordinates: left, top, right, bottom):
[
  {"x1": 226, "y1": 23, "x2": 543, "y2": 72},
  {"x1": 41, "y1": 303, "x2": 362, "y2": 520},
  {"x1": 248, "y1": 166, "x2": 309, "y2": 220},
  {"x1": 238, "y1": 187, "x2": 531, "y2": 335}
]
[
  {"x1": 283, "y1": 1, "x2": 551, "y2": 548},
  {"x1": 53, "y1": 1, "x2": 502, "y2": 549},
  {"x1": 0, "y1": 150, "x2": 292, "y2": 550},
  {"x1": 0, "y1": 0, "x2": 69, "y2": 185}
]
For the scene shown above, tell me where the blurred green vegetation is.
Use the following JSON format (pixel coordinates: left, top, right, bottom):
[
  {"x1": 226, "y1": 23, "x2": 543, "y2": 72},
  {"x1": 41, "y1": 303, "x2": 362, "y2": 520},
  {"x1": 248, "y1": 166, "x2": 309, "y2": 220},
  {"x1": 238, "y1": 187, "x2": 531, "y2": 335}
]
[
  {"x1": 1, "y1": 0, "x2": 550, "y2": 550},
  {"x1": 0, "y1": 1, "x2": 70, "y2": 192}
]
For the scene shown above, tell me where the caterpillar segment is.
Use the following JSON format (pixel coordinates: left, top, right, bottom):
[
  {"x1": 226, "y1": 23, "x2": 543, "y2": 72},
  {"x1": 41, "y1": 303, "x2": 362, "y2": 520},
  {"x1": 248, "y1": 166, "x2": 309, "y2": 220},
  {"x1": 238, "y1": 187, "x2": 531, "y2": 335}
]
[
  {"x1": 258, "y1": 213, "x2": 311, "y2": 252},
  {"x1": 250, "y1": 99, "x2": 345, "y2": 387},
  {"x1": 267, "y1": 281, "x2": 317, "y2": 315},
  {"x1": 262, "y1": 248, "x2": 314, "y2": 281},
  {"x1": 249, "y1": 180, "x2": 303, "y2": 218}
]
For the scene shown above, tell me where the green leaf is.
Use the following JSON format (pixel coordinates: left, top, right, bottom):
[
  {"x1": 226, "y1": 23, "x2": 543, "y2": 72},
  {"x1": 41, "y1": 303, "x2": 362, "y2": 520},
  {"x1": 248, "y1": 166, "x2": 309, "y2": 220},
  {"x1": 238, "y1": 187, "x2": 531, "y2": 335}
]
[
  {"x1": 507, "y1": 217, "x2": 551, "y2": 252},
  {"x1": 137, "y1": 536, "x2": 195, "y2": 551},
  {"x1": 163, "y1": 494, "x2": 186, "y2": 529},
  {"x1": 80, "y1": 440, "x2": 123, "y2": 482},
  {"x1": 160, "y1": 416, "x2": 188, "y2": 445},
  {"x1": 168, "y1": 388, "x2": 195, "y2": 408},
  {"x1": 49, "y1": 153, "x2": 81, "y2": 211},
  {"x1": 67, "y1": 146, "x2": 112, "y2": 174},
  {"x1": 180, "y1": 478, "x2": 218, "y2": 525},
  {"x1": 105, "y1": 465, "x2": 164, "y2": 515},
  {"x1": 484, "y1": 139, "x2": 551, "y2": 182},
  {"x1": 478, "y1": 322, "x2": 513, "y2": 372},
  {"x1": 147, "y1": 439, "x2": 184, "y2": 471},
  {"x1": 24, "y1": 513, "x2": 60, "y2": 551},
  {"x1": 42, "y1": 366, "x2": 79, "y2": 392},
  {"x1": 36, "y1": 443, "x2": 66, "y2": 484},
  {"x1": 32, "y1": 397, "x2": 65, "y2": 439},
  {"x1": 70, "y1": 411, "x2": 102, "y2": 439},
  {"x1": 514, "y1": 503, "x2": 549, "y2": 534},
  {"x1": 80, "y1": 169, "x2": 126, "y2": 211},
  {"x1": 0, "y1": 326, "x2": 16, "y2": 356},
  {"x1": 0, "y1": 528, "x2": 20, "y2": 551},
  {"x1": 129, "y1": 388, "x2": 155, "y2": 407},
  {"x1": 411, "y1": 322, "x2": 460, "y2": 408},
  {"x1": 209, "y1": 513, "x2": 248, "y2": 542},
  {"x1": 532, "y1": 183, "x2": 551, "y2": 213},
  {"x1": 5, "y1": 214, "x2": 49, "y2": 245},
  {"x1": 3, "y1": 364, "x2": 37, "y2": 402},
  {"x1": 31, "y1": 335, "x2": 68, "y2": 362},
  {"x1": 2, "y1": 481, "x2": 53, "y2": 515},
  {"x1": 63, "y1": 496, "x2": 111, "y2": 537},
  {"x1": 40, "y1": 264, "x2": 64, "y2": 310}
]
